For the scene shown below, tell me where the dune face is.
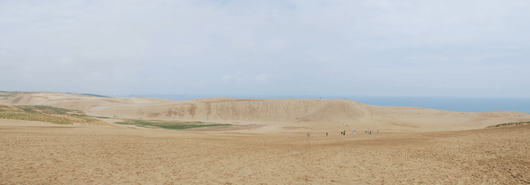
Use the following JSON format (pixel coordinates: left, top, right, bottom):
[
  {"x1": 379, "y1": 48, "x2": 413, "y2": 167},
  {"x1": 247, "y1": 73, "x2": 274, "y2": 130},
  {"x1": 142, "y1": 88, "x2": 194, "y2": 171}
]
[{"x1": 1, "y1": 92, "x2": 528, "y2": 132}]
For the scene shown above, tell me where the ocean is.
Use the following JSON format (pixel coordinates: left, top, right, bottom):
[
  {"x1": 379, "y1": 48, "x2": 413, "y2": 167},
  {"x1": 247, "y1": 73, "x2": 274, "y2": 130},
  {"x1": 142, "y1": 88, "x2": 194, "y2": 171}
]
[{"x1": 117, "y1": 95, "x2": 530, "y2": 113}]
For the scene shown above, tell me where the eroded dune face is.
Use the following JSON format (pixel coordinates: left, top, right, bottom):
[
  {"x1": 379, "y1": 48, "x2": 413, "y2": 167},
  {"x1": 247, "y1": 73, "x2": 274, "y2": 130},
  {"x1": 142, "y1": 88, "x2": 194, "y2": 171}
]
[{"x1": 1, "y1": 92, "x2": 528, "y2": 132}]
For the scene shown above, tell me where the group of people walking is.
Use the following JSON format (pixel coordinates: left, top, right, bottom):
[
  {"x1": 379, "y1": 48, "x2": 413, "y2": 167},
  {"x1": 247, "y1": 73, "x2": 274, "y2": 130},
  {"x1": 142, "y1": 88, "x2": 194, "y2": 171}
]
[
  {"x1": 308, "y1": 128, "x2": 380, "y2": 137},
  {"x1": 364, "y1": 130, "x2": 380, "y2": 135}
]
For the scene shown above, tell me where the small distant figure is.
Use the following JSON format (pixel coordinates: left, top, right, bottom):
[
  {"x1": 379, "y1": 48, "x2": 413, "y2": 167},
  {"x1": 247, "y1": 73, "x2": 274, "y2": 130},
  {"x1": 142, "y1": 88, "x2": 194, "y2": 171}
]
[
  {"x1": 307, "y1": 133, "x2": 310, "y2": 137},
  {"x1": 326, "y1": 132, "x2": 328, "y2": 136},
  {"x1": 346, "y1": 124, "x2": 348, "y2": 127},
  {"x1": 377, "y1": 130, "x2": 380, "y2": 134}
]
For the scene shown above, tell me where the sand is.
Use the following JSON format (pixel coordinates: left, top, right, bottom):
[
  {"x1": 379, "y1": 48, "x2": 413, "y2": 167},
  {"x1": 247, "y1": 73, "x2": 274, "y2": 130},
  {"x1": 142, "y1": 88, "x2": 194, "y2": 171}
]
[
  {"x1": 1, "y1": 92, "x2": 529, "y2": 184},
  {"x1": 1, "y1": 92, "x2": 529, "y2": 132},
  {"x1": 1, "y1": 119, "x2": 529, "y2": 184}
]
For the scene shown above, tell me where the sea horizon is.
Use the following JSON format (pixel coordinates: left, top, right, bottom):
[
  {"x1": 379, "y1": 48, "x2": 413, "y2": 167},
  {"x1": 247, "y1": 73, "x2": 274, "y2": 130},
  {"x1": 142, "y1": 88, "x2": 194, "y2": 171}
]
[
  {"x1": 115, "y1": 94, "x2": 530, "y2": 114},
  {"x1": 4, "y1": 91, "x2": 528, "y2": 113}
]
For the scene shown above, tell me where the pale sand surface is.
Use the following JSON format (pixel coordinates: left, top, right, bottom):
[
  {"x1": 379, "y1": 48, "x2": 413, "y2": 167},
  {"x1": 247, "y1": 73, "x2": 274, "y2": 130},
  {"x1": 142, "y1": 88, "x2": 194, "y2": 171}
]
[
  {"x1": 1, "y1": 120, "x2": 529, "y2": 184},
  {"x1": 1, "y1": 93, "x2": 529, "y2": 184}
]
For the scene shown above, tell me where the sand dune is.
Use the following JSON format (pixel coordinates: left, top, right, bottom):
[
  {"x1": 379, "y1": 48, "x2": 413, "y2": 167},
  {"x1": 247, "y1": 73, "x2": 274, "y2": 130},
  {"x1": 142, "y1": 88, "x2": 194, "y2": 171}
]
[
  {"x1": 1, "y1": 92, "x2": 528, "y2": 132},
  {"x1": 1, "y1": 119, "x2": 529, "y2": 184},
  {"x1": 2, "y1": 92, "x2": 530, "y2": 184}
]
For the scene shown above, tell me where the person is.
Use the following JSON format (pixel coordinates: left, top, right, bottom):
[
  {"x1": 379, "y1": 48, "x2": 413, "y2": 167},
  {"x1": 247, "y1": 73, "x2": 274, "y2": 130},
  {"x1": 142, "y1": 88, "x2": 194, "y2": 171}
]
[
  {"x1": 326, "y1": 132, "x2": 328, "y2": 136},
  {"x1": 377, "y1": 130, "x2": 380, "y2": 134},
  {"x1": 307, "y1": 133, "x2": 310, "y2": 137}
]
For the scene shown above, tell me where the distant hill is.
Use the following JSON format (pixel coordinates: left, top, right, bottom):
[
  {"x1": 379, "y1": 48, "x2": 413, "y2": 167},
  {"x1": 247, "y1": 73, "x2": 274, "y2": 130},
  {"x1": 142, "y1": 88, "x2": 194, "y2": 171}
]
[{"x1": 1, "y1": 92, "x2": 529, "y2": 132}]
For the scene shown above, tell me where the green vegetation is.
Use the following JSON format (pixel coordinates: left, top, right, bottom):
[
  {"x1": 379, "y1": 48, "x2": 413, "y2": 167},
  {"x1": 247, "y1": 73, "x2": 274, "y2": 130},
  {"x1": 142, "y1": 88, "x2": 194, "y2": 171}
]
[
  {"x1": 0, "y1": 111, "x2": 73, "y2": 124},
  {"x1": 80, "y1": 93, "x2": 109, "y2": 98},
  {"x1": 115, "y1": 119, "x2": 230, "y2": 130},
  {"x1": 15, "y1": 105, "x2": 84, "y2": 115},
  {"x1": 0, "y1": 105, "x2": 10, "y2": 110},
  {"x1": 94, "y1": 116, "x2": 111, "y2": 119},
  {"x1": 0, "y1": 104, "x2": 100, "y2": 125},
  {"x1": 487, "y1": 121, "x2": 530, "y2": 128},
  {"x1": 15, "y1": 105, "x2": 38, "y2": 113},
  {"x1": 1, "y1": 103, "x2": 228, "y2": 130}
]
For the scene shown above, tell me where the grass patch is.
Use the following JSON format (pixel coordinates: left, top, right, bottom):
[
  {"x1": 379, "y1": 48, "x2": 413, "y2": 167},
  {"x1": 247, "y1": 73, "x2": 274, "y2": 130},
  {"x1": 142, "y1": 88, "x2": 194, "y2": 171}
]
[
  {"x1": 15, "y1": 105, "x2": 38, "y2": 113},
  {"x1": 0, "y1": 111, "x2": 73, "y2": 124},
  {"x1": 0, "y1": 104, "x2": 101, "y2": 125},
  {"x1": 97, "y1": 116, "x2": 110, "y2": 118},
  {"x1": 15, "y1": 105, "x2": 83, "y2": 115},
  {"x1": 487, "y1": 121, "x2": 530, "y2": 128},
  {"x1": 79, "y1": 93, "x2": 109, "y2": 98},
  {"x1": 115, "y1": 119, "x2": 230, "y2": 130},
  {"x1": 0, "y1": 105, "x2": 11, "y2": 111}
]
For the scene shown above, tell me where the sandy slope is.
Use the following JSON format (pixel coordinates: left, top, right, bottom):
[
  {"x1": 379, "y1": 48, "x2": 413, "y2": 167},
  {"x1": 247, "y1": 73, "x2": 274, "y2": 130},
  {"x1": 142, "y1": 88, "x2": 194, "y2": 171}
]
[
  {"x1": 1, "y1": 92, "x2": 528, "y2": 132},
  {"x1": 0, "y1": 119, "x2": 529, "y2": 184}
]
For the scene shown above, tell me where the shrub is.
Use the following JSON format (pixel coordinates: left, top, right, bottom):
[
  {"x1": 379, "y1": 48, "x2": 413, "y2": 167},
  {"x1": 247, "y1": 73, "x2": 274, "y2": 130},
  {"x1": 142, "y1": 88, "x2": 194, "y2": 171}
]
[{"x1": 487, "y1": 121, "x2": 530, "y2": 128}]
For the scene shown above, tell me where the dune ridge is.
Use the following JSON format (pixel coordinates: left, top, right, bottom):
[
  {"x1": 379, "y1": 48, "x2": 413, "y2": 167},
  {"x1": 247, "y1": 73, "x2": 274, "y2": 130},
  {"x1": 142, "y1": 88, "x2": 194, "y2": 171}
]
[{"x1": 1, "y1": 92, "x2": 528, "y2": 132}]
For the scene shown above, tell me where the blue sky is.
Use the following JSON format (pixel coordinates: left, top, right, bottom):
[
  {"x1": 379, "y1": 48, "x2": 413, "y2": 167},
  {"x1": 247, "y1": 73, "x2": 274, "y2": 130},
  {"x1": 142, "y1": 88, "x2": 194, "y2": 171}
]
[{"x1": 1, "y1": 0, "x2": 529, "y2": 97}]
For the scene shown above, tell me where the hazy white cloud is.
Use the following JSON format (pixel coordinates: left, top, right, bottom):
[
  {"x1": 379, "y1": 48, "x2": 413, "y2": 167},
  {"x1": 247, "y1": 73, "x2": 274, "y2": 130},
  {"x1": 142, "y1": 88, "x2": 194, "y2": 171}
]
[
  {"x1": 255, "y1": 73, "x2": 272, "y2": 82},
  {"x1": 221, "y1": 74, "x2": 233, "y2": 81},
  {"x1": 0, "y1": 0, "x2": 529, "y2": 97},
  {"x1": 0, "y1": 50, "x2": 8, "y2": 57}
]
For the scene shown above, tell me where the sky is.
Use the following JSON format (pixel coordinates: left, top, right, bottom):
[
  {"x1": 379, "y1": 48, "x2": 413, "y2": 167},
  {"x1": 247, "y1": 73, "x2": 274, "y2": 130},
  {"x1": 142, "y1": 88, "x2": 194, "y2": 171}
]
[{"x1": 1, "y1": 0, "x2": 529, "y2": 97}]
